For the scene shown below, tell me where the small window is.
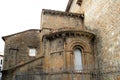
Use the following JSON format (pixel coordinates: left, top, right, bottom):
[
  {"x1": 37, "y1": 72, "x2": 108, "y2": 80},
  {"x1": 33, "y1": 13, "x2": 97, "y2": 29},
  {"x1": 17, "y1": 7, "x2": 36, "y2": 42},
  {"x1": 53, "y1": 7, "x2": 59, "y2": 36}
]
[{"x1": 29, "y1": 48, "x2": 36, "y2": 56}]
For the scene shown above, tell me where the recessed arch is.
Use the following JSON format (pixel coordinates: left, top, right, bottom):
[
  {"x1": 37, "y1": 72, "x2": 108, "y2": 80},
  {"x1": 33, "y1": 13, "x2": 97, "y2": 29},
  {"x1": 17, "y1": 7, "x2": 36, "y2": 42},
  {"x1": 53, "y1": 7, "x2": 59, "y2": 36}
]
[{"x1": 67, "y1": 40, "x2": 91, "y2": 53}]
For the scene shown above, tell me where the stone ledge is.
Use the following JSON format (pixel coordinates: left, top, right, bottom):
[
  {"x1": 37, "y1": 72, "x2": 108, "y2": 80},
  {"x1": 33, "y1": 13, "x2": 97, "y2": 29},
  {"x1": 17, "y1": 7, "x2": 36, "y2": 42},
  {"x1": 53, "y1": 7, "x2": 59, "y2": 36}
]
[
  {"x1": 43, "y1": 29, "x2": 95, "y2": 40},
  {"x1": 42, "y1": 9, "x2": 84, "y2": 19}
]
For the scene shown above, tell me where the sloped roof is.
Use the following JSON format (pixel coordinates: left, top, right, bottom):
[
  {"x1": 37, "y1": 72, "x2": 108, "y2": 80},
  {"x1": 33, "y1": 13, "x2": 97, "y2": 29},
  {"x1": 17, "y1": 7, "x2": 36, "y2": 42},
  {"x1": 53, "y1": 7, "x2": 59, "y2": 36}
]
[{"x1": 2, "y1": 29, "x2": 41, "y2": 41}]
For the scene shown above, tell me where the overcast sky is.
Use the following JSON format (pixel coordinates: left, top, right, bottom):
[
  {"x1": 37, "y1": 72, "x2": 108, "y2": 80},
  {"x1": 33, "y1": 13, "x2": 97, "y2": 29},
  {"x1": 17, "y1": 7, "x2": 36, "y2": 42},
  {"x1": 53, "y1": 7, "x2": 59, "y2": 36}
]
[{"x1": 0, "y1": 0, "x2": 68, "y2": 54}]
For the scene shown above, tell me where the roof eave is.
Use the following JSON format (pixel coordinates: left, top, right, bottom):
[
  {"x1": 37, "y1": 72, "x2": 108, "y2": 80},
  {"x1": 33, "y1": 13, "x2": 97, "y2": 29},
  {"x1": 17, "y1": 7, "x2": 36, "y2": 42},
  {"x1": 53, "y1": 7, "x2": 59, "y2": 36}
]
[
  {"x1": 2, "y1": 36, "x2": 6, "y2": 41},
  {"x1": 2, "y1": 29, "x2": 41, "y2": 41}
]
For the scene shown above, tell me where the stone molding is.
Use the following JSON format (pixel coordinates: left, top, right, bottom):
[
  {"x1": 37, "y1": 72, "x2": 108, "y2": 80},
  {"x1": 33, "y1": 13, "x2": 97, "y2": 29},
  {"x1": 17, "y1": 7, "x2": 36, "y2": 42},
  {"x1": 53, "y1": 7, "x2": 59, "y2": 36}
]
[
  {"x1": 67, "y1": 40, "x2": 91, "y2": 53},
  {"x1": 43, "y1": 28, "x2": 95, "y2": 41},
  {"x1": 42, "y1": 9, "x2": 84, "y2": 19}
]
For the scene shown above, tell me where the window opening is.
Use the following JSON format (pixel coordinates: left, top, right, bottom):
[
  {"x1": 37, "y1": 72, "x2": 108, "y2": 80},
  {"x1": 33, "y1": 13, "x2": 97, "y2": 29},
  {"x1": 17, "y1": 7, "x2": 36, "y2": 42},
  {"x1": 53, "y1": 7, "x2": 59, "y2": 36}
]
[
  {"x1": 74, "y1": 48, "x2": 83, "y2": 71},
  {"x1": 29, "y1": 48, "x2": 36, "y2": 56},
  {"x1": 1, "y1": 60, "x2": 2, "y2": 65}
]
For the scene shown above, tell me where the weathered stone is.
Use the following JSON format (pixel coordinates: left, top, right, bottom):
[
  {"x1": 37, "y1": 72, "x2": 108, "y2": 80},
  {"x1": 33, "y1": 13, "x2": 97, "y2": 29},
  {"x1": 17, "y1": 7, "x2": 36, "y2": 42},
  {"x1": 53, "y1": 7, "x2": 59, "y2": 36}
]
[
  {"x1": 67, "y1": 0, "x2": 120, "y2": 79},
  {"x1": 2, "y1": 0, "x2": 120, "y2": 80}
]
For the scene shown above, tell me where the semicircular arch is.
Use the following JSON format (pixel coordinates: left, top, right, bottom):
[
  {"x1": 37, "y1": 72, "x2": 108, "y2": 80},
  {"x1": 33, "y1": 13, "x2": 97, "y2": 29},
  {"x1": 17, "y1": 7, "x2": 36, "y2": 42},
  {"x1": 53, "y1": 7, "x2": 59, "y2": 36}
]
[{"x1": 67, "y1": 40, "x2": 91, "y2": 53}]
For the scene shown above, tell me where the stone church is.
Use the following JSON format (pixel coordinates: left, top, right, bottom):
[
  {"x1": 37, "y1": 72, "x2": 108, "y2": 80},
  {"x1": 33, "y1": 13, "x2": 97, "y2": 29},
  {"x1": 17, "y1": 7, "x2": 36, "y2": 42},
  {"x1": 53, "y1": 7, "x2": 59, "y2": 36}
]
[{"x1": 1, "y1": 0, "x2": 120, "y2": 80}]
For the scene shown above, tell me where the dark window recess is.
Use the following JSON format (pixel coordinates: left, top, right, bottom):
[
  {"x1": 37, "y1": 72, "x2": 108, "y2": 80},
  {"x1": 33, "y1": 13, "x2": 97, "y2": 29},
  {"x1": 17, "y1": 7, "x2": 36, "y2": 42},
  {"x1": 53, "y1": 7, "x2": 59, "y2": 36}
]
[
  {"x1": 1, "y1": 60, "x2": 2, "y2": 64},
  {"x1": 76, "y1": 0, "x2": 83, "y2": 6},
  {"x1": 9, "y1": 48, "x2": 19, "y2": 51}
]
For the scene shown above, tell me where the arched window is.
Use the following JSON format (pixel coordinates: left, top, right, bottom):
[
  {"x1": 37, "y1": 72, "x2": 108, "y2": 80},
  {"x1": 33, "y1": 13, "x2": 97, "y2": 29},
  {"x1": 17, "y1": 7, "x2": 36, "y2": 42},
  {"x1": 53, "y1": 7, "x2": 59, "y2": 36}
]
[{"x1": 74, "y1": 48, "x2": 82, "y2": 71}]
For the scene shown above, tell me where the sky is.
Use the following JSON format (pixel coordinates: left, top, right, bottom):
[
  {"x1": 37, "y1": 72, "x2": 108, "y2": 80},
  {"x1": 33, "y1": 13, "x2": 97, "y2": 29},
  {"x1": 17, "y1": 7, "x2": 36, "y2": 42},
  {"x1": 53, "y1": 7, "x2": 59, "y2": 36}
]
[{"x1": 0, "y1": 0, "x2": 69, "y2": 54}]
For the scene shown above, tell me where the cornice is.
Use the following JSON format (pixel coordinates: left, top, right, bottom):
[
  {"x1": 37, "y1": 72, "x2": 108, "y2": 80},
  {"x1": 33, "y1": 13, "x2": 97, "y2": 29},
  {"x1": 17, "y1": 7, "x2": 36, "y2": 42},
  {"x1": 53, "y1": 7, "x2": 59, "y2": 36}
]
[
  {"x1": 43, "y1": 28, "x2": 95, "y2": 40},
  {"x1": 42, "y1": 9, "x2": 84, "y2": 19}
]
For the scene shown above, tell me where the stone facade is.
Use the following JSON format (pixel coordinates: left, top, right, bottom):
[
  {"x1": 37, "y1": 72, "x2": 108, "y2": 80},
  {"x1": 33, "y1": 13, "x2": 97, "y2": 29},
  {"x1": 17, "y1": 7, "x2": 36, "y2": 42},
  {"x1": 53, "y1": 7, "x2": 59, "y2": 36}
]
[
  {"x1": 2, "y1": 29, "x2": 42, "y2": 80},
  {"x1": 2, "y1": 0, "x2": 120, "y2": 80},
  {"x1": 66, "y1": 0, "x2": 120, "y2": 79},
  {"x1": 2, "y1": 29, "x2": 42, "y2": 68}
]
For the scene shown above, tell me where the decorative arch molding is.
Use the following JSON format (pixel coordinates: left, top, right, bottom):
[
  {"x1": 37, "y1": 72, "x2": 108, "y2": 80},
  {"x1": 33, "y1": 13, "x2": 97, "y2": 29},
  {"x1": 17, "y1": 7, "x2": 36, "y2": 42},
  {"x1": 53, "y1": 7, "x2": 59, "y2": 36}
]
[{"x1": 67, "y1": 40, "x2": 91, "y2": 53}]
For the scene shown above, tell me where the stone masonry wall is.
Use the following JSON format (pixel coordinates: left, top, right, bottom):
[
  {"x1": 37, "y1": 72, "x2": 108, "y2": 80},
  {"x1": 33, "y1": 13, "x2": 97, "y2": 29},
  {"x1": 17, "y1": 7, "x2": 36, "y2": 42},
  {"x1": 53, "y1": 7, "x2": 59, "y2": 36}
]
[
  {"x1": 43, "y1": 29, "x2": 95, "y2": 73},
  {"x1": 68, "y1": 0, "x2": 120, "y2": 79},
  {"x1": 3, "y1": 30, "x2": 41, "y2": 69},
  {"x1": 69, "y1": 0, "x2": 82, "y2": 13},
  {"x1": 41, "y1": 9, "x2": 83, "y2": 30},
  {"x1": 83, "y1": 0, "x2": 120, "y2": 70}
]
